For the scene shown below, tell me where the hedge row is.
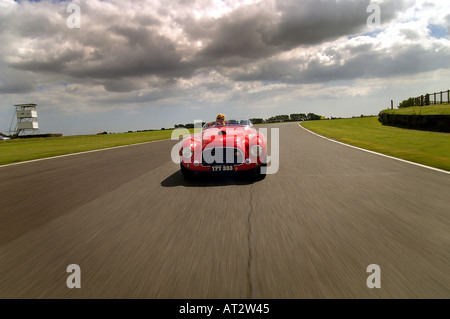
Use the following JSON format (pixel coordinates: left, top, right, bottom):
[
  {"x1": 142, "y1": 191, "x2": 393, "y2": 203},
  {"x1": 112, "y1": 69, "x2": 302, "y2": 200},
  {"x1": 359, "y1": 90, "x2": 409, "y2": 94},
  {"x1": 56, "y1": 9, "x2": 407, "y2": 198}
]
[{"x1": 378, "y1": 112, "x2": 450, "y2": 132}]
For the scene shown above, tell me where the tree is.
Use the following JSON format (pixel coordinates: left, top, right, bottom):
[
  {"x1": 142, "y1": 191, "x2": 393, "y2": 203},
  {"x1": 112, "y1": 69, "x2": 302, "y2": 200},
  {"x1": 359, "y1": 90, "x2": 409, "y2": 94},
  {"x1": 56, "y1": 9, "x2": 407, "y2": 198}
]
[
  {"x1": 398, "y1": 97, "x2": 415, "y2": 108},
  {"x1": 290, "y1": 113, "x2": 307, "y2": 121},
  {"x1": 306, "y1": 113, "x2": 322, "y2": 121},
  {"x1": 250, "y1": 118, "x2": 265, "y2": 124},
  {"x1": 266, "y1": 114, "x2": 289, "y2": 123}
]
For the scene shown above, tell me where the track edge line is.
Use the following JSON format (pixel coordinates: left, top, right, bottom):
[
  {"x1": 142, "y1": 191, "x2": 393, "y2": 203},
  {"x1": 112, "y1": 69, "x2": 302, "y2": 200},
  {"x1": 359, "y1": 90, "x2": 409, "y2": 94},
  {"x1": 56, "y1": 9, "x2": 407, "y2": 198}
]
[
  {"x1": 0, "y1": 138, "x2": 172, "y2": 168},
  {"x1": 298, "y1": 122, "x2": 450, "y2": 175}
]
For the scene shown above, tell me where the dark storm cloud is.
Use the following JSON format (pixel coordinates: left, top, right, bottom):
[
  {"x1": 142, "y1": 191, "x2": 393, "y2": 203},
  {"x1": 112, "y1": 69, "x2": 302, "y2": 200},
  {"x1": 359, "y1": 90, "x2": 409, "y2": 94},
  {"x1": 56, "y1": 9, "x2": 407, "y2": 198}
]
[
  {"x1": 184, "y1": 5, "x2": 278, "y2": 63},
  {"x1": 270, "y1": 0, "x2": 404, "y2": 45},
  {"x1": 4, "y1": 0, "x2": 411, "y2": 86},
  {"x1": 102, "y1": 79, "x2": 147, "y2": 93},
  {"x1": 0, "y1": 81, "x2": 33, "y2": 94},
  {"x1": 229, "y1": 40, "x2": 450, "y2": 84},
  {"x1": 0, "y1": 0, "x2": 446, "y2": 97},
  {"x1": 0, "y1": 65, "x2": 34, "y2": 94},
  {"x1": 186, "y1": 0, "x2": 408, "y2": 64},
  {"x1": 68, "y1": 26, "x2": 187, "y2": 79},
  {"x1": 10, "y1": 49, "x2": 85, "y2": 73}
]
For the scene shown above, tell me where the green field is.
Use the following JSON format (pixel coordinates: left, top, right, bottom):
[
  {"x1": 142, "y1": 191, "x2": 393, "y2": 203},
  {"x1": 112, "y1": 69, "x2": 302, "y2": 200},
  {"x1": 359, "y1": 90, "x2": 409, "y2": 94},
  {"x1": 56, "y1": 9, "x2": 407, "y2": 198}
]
[
  {"x1": 0, "y1": 129, "x2": 195, "y2": 166},
  {"x1": 302, "y1": 117, "x2": 450, "y2": 171},
  {"x1": 382, "y1": 104, "x2": 450, "y2": 115}
]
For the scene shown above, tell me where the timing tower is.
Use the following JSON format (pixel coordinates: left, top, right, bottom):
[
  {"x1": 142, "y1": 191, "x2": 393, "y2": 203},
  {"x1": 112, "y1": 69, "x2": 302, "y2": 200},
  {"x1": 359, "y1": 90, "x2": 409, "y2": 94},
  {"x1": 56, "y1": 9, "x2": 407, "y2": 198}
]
[{"x1": 14, "y1": 104, "x2": 39, "y2": 136}]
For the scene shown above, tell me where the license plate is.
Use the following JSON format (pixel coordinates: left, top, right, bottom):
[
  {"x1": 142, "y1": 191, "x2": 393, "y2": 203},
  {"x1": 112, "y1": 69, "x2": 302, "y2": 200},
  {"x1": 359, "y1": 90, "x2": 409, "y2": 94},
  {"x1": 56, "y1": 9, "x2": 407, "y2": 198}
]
[{"x1": 211, "y1": 165, "x2": 233, "y2": 172}]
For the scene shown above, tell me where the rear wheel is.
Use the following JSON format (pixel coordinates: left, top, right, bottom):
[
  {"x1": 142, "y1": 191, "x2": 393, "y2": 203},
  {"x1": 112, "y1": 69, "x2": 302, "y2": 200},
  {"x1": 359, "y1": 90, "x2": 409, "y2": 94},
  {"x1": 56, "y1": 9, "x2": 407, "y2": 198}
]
[{"x1": 180, "y1": 163, "x2": 195, "y2": 180}]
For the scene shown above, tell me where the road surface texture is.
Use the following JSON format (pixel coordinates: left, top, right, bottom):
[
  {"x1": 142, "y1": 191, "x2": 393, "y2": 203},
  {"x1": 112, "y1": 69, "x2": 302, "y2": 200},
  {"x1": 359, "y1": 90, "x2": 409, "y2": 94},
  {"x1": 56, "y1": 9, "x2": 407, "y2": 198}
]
[{"x1": 0, "y1": 123, "x2": 448, "y2": 298}]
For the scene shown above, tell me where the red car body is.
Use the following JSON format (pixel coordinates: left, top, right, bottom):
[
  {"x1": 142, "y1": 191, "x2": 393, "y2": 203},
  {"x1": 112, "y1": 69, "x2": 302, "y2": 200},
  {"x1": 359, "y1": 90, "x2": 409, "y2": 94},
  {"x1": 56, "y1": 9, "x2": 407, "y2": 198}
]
[{"x1": 179, "y1": 119, "x2": 267, "y2": 180}]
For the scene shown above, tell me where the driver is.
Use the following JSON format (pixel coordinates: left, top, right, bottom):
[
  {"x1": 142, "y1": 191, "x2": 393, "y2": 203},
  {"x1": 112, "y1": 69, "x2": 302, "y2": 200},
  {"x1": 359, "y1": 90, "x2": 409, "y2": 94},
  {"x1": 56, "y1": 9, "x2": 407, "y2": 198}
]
[{"x1": 215, "y1": 113, "x2": 226, "y2": 126}]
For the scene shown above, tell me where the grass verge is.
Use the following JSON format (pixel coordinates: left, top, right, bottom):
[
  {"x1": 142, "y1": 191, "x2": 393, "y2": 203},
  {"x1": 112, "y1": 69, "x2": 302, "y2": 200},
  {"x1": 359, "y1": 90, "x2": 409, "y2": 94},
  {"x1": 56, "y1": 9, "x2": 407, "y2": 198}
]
[
  {"x1": 302, "y1": 117, "x2": 450, "y2": 171},
  {"x1": 382, "y1": 104, "x2": 450, "y2": 115},
  {"x1": 0, "y1": 129, "x2": 194, "y2": 166}
]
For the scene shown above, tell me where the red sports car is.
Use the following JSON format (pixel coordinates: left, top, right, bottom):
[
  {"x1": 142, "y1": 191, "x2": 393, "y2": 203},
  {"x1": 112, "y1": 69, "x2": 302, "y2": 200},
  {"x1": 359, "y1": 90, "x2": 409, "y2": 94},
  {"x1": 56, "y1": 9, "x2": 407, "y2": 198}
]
[{"x1": 179, "y1": 118, "x2": 267, "y2": 180}]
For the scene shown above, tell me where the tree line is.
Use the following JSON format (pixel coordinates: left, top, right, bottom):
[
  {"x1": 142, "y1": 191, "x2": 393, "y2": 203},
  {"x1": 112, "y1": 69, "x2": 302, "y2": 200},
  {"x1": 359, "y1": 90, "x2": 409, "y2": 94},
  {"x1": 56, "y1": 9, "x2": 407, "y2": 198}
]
[
  {"x1": 252, "y1": 113, "x2": 323, "y2": 124},
  {"x1": 173, "y1": 113, "x2": 323, "y2": 128}
]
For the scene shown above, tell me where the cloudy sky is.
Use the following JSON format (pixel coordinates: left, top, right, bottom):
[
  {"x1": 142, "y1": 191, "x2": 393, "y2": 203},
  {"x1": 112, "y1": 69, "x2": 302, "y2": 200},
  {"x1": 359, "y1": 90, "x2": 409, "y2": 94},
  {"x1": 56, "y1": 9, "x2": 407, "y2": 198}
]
[{"x1": 0, "y1": 0, "x2": 449, "y2": 135}]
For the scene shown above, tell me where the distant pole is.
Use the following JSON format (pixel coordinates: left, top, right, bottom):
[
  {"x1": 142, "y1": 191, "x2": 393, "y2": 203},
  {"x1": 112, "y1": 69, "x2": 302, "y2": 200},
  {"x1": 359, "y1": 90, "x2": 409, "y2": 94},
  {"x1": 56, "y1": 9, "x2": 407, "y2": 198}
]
[
  {"x1": 391, "y1": 100, "x2": 393, "y2": 109},
  {"x1": 448, "y1": 90, "x2": 450, "y2": 104},
  {"x1": 440, "y1": 91, "x2": 443, "y2": 104}
]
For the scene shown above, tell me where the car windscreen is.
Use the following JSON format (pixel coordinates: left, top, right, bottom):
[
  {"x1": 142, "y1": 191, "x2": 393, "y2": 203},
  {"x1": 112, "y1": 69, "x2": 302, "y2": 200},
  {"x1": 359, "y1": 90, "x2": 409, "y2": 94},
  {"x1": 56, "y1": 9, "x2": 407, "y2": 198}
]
[{"x1": 203, "y1": 119, "x2": 252, "y2": 128}]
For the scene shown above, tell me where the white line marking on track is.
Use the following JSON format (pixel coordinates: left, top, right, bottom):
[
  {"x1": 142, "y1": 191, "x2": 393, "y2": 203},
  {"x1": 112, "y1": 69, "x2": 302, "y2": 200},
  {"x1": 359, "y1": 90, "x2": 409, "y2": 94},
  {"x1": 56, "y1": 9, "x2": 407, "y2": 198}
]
[
  {"x1": 298, "y1": 122, "x2": 450, "y2": 175},
  {"x1": 0, "y1": 138, "x2": 172, "y2": 168}
]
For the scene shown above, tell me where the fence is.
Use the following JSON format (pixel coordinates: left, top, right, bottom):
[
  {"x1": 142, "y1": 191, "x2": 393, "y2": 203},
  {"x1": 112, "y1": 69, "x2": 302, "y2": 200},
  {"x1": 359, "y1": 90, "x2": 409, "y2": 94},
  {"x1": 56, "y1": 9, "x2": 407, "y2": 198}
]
[{"x1": 412, "y1": 89, "x2": 450, "y2": 106}]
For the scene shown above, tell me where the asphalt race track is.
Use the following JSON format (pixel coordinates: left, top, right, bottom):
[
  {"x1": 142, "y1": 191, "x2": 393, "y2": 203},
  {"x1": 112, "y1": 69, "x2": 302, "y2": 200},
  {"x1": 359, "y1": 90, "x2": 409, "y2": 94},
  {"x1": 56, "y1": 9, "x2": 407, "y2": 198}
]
[{"x1": 0, "y1": 123, "x2": 449, "y2": 298}]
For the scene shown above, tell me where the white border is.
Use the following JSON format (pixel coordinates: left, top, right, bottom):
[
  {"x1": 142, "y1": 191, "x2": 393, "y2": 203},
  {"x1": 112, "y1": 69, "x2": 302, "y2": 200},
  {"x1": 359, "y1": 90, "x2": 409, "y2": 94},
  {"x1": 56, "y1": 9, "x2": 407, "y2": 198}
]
[
  {"x1": 298, "y1": 122, "x2": 450, "y2": 175},
  {"x1": 0, "y1": 138, "x2": 170, "y2": 168}
]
